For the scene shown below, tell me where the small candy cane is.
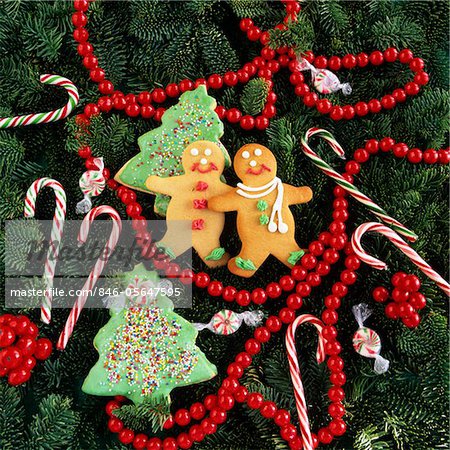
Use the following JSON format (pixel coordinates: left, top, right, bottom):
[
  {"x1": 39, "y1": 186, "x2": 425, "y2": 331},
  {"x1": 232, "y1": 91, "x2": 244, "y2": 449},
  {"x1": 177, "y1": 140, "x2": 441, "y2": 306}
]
[
  {"x1": 352, "y1": 303, "x2": 389, "y2": 374},
  {"x1": 24, "y1": 178, "x2": 66, "y2": 324},
  {"x1": 193, "y1": 310, "x2": 264, "y2": 335},
  {"x1": 351, "y1": 222, "x2": 450, "y2": 296},
  {"x1": 57, "y1": 206, "x2": 122, "y2": 350},
  {"x1": 76, "y1": 157, "x2": 106, "y2": 214},
  {"x1": 301, "y1": 128, "x2": 417, "y2": 242},
  {"x1": 0, "y1": 74, "x2": 79, "y2": 128},
  {"x1": 296, "y1": 57, "x2": 352, "y2": 95},
  {"x1": 286, "y1": 314, "x2": 326, "y2": 450}
]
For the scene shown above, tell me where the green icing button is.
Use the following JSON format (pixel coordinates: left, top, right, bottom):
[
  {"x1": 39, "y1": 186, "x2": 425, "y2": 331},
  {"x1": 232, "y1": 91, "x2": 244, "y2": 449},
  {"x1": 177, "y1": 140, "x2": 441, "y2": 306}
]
[
  {"x1": 259, "y1": 214, "x2": 269, "y2": 225},
  {"x1": 257, "y1": 200, "x2": 268, "y2": 211},
  {"x1": 82, "y1": 264, "x2": 217, "y2": 405},
  {"x1": 115, "y1": 86, "x2": 230, "y2": 216}
]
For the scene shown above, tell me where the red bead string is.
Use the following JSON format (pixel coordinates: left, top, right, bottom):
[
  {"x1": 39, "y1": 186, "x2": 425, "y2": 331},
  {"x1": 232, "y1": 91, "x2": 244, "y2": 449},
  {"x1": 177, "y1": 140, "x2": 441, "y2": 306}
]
[
  {"x1": 73, "y1": 0, "x2": 431, "y2": 129},
  {"x1": 70, "y1": 0, "x2": 449, "y2": 448},
  {"x1": 288, "y1": 48, "x2": 430, "y2": 120}
]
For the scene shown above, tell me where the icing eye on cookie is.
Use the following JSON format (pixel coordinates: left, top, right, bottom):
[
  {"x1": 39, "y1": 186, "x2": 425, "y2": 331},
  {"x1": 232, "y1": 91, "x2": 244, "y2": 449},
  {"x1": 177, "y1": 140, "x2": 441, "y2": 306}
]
[
  {"x1": 204, "y1": 148, "x2": 212, "y2": 156},
  {"x1": 249, "y1": 160, "x2": 257, "y2": 167},
  {"x1": 190, "y1": 148, "x2": 199, "y2": 156},
  {"x1": 254, "y1": 148, "x2": 262, "y2": 156},
  {"x1": 200, "y1": 158, "x2": 208, "y2": 165},
  {"x1": 242, "y1": 151, "x2": 250, "y2": 159}
]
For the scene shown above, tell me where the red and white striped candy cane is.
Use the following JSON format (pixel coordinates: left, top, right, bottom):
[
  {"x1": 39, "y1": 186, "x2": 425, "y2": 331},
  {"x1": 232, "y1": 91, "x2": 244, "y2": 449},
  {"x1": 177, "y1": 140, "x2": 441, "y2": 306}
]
[
  {"x1": 301, "y1": 127, "x2": 417, "y2": 242},
  {"x1": 24, "y1": 178, "x2": 66, "y2": 324},
  {"x1": 351, "y1": 222, "x2": 450, "y2": 296},
  {"x1": 0, "y1": 74, "x2": 79, "y2": 128},
  {"x1": 57, "y1": 206, "x2": 122, "y2": 350},
  {"x1": 285, "y1": 314, "x2": 326, "y2": 450}
]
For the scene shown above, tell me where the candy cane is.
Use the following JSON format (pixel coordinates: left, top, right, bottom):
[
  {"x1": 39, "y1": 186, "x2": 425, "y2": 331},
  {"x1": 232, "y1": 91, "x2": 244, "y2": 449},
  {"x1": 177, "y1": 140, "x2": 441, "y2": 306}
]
[
  {"x1": 351, "y1": 222, "x2": 450, "y2": 296},
  {"x1": 285, "y1": 314, "x2": 326, "y2": 450},
  {"x1": 301, "y1": 127, "x2": 417, "y2": 242},
  {"x1": 0, "y1": 74, "x2": 79, "y2": 128},
  {"x1": 57, "y1": 206, "x2": 122, "y2": 350},
  {"x1": 24, "y1": 178, "x2": 66, "y2": 324}
]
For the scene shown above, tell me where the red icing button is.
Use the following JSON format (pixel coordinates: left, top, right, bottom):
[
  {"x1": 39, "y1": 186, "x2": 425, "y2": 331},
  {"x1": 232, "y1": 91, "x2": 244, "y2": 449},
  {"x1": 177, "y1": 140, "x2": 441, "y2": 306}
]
[
  {"x1": 192, "y1": 219, "x2": 205, "y2": 230},
  {"x1": 193, "y1": 199, "x2": 208, "y2": 209},
  {"x1": 195, "y1": 181, "x2": 208, "y2": 191}
]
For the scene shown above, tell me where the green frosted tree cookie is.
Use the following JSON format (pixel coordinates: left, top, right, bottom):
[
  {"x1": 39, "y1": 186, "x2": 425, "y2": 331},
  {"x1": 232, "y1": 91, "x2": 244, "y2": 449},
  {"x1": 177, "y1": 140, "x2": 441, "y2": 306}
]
[
  {"x1": 115, "y1": 86, "x2": 230, "y2": 216},
  {"x1": 82, "y1": 264, "x2": 217, "y2": 405}
]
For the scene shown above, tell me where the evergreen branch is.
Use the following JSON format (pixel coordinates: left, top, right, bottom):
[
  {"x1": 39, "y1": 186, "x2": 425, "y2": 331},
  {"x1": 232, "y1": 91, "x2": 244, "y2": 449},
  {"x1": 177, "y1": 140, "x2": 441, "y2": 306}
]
[
  {"x1": 0, "y1": 384, "x2": 26, "y2": 450},
  {"x1": 240, "y1": 78, "x2": 270, "y2": 116},
  {"x1": 114, "y1": 396, "x2": 171, "y2": 433},
  {"x1": 268, "y1": 15, "x2": 314, "y2": 53},
  {"x1": 26, "y1": 395, "x2": 79, "y2": 450}
]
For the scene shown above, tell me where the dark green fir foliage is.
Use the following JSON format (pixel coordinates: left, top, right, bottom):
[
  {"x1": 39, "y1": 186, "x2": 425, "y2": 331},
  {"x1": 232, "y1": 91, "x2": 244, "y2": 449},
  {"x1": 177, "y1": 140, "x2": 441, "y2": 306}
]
[
  {"x1": 0, "y1": 1, "x2": 448, "y2": 449},
  {"x1": 240, "y1": 78, "x2": 270, "y2": 115},
  {"x1": 113, "y1": 396, "x2": 171, "y2": 433}
]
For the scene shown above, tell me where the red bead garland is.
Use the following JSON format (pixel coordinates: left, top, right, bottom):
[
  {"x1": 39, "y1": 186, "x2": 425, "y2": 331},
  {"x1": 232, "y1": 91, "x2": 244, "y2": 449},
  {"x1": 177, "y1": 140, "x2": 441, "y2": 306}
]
[
  {"x1": 288, "y1": 48, "x2": 430, "y2": 120},
  {"x1": 72, "y1": 0, "x2": 433, "y2": 130},
  {"x1": 70, "y1": 0, "x2": 450, "y2": 447}
]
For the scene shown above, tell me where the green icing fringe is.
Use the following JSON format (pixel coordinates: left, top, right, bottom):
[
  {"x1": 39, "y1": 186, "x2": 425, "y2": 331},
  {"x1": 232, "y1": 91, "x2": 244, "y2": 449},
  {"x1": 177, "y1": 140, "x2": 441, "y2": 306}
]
[
  {"x1": 288, "y1": 250, "x2": 305, "y2": 265},
  {"x1": 205, "y1": 247, "x2": 226, "y2": 261},
  {"x1": 259, "y1": 214, "x2": 269, "y2": 225},
  {"x1": 235, "y1": 257, "x2": 257, "y2": 271},
  {"x1": 257, "y1": 200, "x2": 268, "y2": 211},
  {"x1": 155, "y1": 243, "x2": 176, "y2": 260}
]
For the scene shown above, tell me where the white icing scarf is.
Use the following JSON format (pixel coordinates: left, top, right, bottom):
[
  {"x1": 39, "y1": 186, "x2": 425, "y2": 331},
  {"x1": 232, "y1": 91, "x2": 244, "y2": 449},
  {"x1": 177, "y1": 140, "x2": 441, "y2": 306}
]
[{"x1": 236, "y1": 177, "x2": 288, "y2": 234}]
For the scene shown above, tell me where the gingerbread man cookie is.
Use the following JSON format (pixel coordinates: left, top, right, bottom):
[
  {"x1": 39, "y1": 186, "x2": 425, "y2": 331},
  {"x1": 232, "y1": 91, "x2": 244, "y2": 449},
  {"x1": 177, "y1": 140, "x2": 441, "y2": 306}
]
[
  {"x1": 146, "y1": 140, "x2": 232, "y2": 268},
  {"x1": 208, "y1": 143, "x2": 313, "y2": 277},
  {"x1": 114, "y1": 86, "x2": 229, "y2": 216}
]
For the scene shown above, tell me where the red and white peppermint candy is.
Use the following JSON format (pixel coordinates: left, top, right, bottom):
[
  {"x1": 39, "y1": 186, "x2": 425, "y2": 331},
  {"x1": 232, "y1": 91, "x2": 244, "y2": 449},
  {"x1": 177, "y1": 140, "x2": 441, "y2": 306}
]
[
  {"x1": 76, "y1": 157, "x2": 106, "y2": 214},
  {"x1": 211, "y1": 310, "x2": 241, "y2": 335},
  {"x1": 353, "y1": 327, "x2": 381, "y2": 357},
  {"x1": 352, "y1": 303, "x2": 389, "y2": 374},
  {"x1": 296, "y1": 57, "x2": 352, "y2": 95},
  {"x1": 127, "y1": 277, "x2": 158, "y2": 305},
  {"x1": 193, "y1": 310, "x2": 263, "y2": 335}
]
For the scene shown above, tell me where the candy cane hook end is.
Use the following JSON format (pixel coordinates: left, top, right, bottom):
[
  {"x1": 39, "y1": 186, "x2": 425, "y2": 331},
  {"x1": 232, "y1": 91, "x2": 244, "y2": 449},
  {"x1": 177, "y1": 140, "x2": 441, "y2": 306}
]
[{"x1": 0, "y1": 74, "x2": 79, "y2": 129}]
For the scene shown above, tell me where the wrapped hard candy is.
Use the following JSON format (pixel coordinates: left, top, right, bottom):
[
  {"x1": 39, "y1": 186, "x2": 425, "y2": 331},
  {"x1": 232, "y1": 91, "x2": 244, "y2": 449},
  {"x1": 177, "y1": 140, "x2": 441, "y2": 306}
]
[
  {"x1": 193, "y1": 310, "x2": 264, "y2": 335},
  {"x1": 352, "y1": 303, "x2": 389, "y2": 374},
  {"x1": 297, "y1": 57, "x2": 352, "y2": 95},
  {"x1": 76, "y1": 157, "x2": 106, "y2": 214}
]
